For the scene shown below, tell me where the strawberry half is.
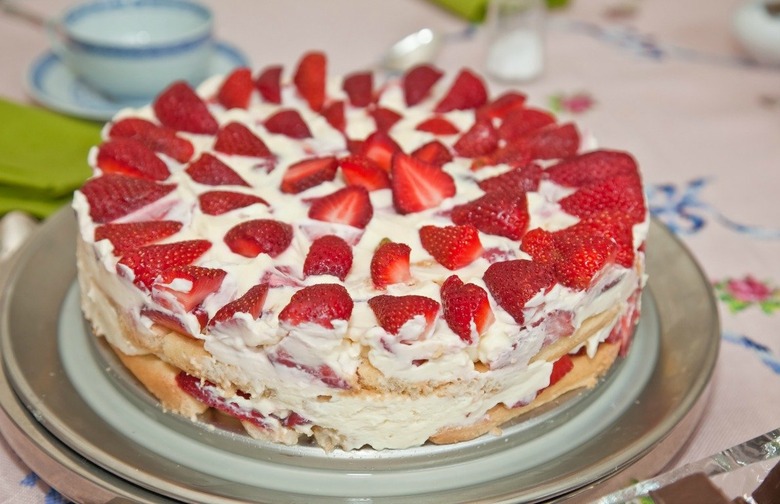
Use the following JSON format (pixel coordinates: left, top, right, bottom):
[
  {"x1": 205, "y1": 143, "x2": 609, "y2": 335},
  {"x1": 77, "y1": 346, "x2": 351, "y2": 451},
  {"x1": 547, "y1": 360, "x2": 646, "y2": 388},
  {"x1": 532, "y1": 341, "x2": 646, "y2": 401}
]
[
  {"x1": 477, "y1": 164, "x2": 543, "y2": 194},
  {"x1": 141, "y1": 306, "x2": 205, "y2": 336},
  {"x1": 497, "y1": 107, "x2": 556, "y2": 142},
  {"x1": 483, "y1": 259, "x2": 555, "y2": 324},
  {"x1": 108, "y1": 118, "x2": 194, "y2": 163},
  {"x1": 214, "y1": 122, "x2": 272, "y2": 157},
  {"x1": 558, "y1": 175, "x2": 646, "y2": 224},
  {"x1": 94, "y1": 220, "x2": 182, "y2": 255},
  {"x1": 451, "y1": 190, "x2": 530, "y2": 240},
  {"x1": 415, "y1": 116, "x2": 460, "y2": 135},
  {"x1": 434, "y1": 69, "x2": 488, "y2": 113},
  {"x1": 118, "y1": 240, "x2": 212, "y2": 289},
  {"x1": 418, "y1": 224, "x2": 483, "y2": 270},
  {"x1": 209, "y1": 283, "x2": 269, "y2": 327},
  {"x1": 80, "y1": 174, "x2": 175, "y2": 224},
  {"x1": 224, "y1": 219, "x2": 293, "y2": 258},
  {"x1": 372, "y1": 107, "x2": 403, "y2": 133},
  {"x1": 544, "y1": 150, "x2": 639, "y2": 188},
  {"x1": 411, "y1": 140, "x2": 453, "y2": 167},
  {"x1": 469, "y1": 141, "x2": 532, "y2": 171},
  {"x1": 338, "y1": 155, "x2": 390, "y2": 191},
  {"x1": 402, "y1": 64, "x2": 443, "y2": 106},
  {"x1": 303, "y1": 235, "x2": 353, "y2": 281},
  {"x1": 96, "y1": 138, "x2": 170, "y2": 181},
  {"x1": 547, "y1": 354, "x2": 574, "y2": 388},
  {"x1": 453, "y1": 118, "x2": 499, "y2": 158},
  {"x1": 198, "y1": 190, "x2": 268, "y2": 215},
  {"x1": 370, "y1": 241, "x2": 411, "y2": 288},
  {"x1": 278, "y1": 284, "x2": 353, "y2": 328},
  {"x1": 342, "y1": 71, "x2": 373, "y2": 107},
  {"x1": 186, "y1": 153, "x2": 249, "y2": 186},
  {"x1": 270, "y1": 349, "x2": 350, "y2": 389},
  {"x1": 572, "y1": 211, "x2": 636, "y2": 267},
  {"x1": 264, "y1": 109, "x2": 312, "y2": 139},
  {"x1": 280, "y1": 156, "x2": 338, "y2": 194},
  {"x1": 518, "y1": 123, "x2": 580, "y2": 160},
  {"x1": 293, "y1": 51, "x2": 327, "y2": 111},
  {"x1": 321, "y1": 100, "x2": 346, "y2": 132},
  {"x1": 367, "y1": 294, "x2": 440, "y2": 336},
  {"x1": 390, "y1": 153, "x2": 456, "y2": 214},
  {"x1": 307, "y1": 186, "x2": 373, "y2": 229},
  {"x1": 476, "y1": 91, "x2": 527, "y2": 121},
  {"x1": 216, "y1": 67, "x2": 253, "y2": 110},
  {"x1": 440, "y1": 275, "x2": 494, "y2": 343},
  {"x1": 360, "y1": 131, "x2": 402, "y2": 171},
  {"x1": 151, "y1": 265, "x2": 227, "y2": 312},
  {"x1": 153, "y1": 81, "x2": 218, "y2": 134},
  {"x1": 255, "y1": 65, "x2": 282, "y2": 104}
]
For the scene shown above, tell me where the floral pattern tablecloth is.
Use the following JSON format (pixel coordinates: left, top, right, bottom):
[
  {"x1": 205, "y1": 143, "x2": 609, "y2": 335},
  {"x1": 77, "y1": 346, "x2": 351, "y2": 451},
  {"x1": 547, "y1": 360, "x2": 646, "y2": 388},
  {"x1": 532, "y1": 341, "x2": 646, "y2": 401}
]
[{"x1": 0, "y1": 0, "x2": 778, "y2": 501}]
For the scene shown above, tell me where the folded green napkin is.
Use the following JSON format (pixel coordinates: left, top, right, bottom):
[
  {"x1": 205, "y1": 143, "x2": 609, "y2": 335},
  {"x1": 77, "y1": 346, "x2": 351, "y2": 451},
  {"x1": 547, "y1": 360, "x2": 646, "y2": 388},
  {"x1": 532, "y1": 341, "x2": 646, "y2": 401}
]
[
  {"x1": 0, "y1": 99, "x2": 101, "y2": 218},
  {"x1": 430, "y1": 0, "x2": 570, "y2": 22}
]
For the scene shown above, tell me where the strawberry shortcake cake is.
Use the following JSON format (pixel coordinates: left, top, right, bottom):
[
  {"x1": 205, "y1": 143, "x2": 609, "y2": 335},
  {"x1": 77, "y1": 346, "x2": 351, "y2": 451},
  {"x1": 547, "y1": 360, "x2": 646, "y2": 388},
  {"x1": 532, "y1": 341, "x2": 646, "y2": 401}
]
[{"x1": 73, "y1": 51, "x2": 648, "y2": 450}]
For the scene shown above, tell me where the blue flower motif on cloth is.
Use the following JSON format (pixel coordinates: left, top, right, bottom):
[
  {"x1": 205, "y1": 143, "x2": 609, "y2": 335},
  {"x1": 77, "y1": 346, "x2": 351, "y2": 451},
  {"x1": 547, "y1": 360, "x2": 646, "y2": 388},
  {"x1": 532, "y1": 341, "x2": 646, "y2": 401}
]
[
  {"x1": 45, "y1": 488, "x2": 68, "y2": 504},
  {"x1": 19, "y1": 472, "x2": 69, "y2": 503},
  {"x1": 20, "y1": 472, "x2": 40, "y2": 487},
  {"x1": 723, "y1": 331, "x2": 780, "y2": 374}
]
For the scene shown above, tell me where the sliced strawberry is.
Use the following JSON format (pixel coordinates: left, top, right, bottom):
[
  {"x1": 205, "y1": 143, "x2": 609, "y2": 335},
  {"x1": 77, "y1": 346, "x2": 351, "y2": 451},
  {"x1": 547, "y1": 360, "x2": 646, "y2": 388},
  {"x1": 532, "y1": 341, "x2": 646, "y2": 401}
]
[
  {"x1": 411, "y1": 140, "x2": 453, "y2": 167},
  {"x1": 118, "y1": 240, "x2": 212, "y2": 288},
  {"x1": 402, "y1": 64, "x2": 443, "y2": 106},
  {"x1": 372, "y1": 107, "x2": 403, "y2": 132},
  {"x1": 470, "y1": 141, "x2": 532, "y2": 171},
  {"x1": 108, "y1": 118, "x2": 194, "y2": 163},
  {"x1": 293, "y1": 51, "x2": 327, "y2": 111},
  {"x1": 453, "y1": 118, "x2": 499, "y2": 158},
  {"x1": 216, "y1": 67, "x2": 253, "y2": 109},
  {"x1": 477, "y1": 164, "x2": 543, "y2": 193},
  {"x1": 367, "y1": 294, "x2": 440, "y2": 336},
  {"x1": 440, "y1": 275, "x2": 494, "y2": 343},
  {"x1": 264, "y1": 109, "x2": 312, "y2": 139},
  {"x1": 177, "y1": 372, "x2": 270, "y2": 426},
  {"x1": 476, "y1": 91, "x2": 527, "y2": 121},
  {"x1": 360, "y1": 131, "x2": 402, "y2": 171},
  {"x1": 254, "y1": 65, "x2": 282, "y2": 104},
  {"x1": 307, "y1": 186, "x2": 373, "y2": 229},
  {"x1": 80, "y1": 174, "x2": 175, "y2": 224},
  {"x1": 544, "y1": 150, "x2": 639, "y2": 188},
  {"x1": 390, "y1": 153, "x2": 456, "y2": 214},
  {"x1": 418, "y1": 224, "x2": 483, "y2": 270},
  {"x1": 547, "y1": 354, "x2": 574, "y2": 387},
  {"x1": 321, "y1": 100, "x2": 346, "y2": 132},
  {"x1": 342, "y1": 71, "x2": 373, "y2": 107},
  {"x1": 214, "y1": 122, "x2": 272, "y2": 157},
  {"x1": 94, "y1": 220, "x2": 182, "y2": 255},
  {"x1": 519, "y1": 123, "x2": 580, "y2": 160},
  {"x1": 338, "y1": 155, "x2": 390, "y2": 191},
  {"x1": 209, "y1": 283, "x2": 269, "y2": 326},
  {"x1": 153, "y1": 81, "x2": 218, "y2": 134},
  {"x1": 141, "y1": 306, "x2": 203, "y2": 336},
  {"x1": 96, "y1": 138, "x2": 170, "y2": 181},
  {"x1": 552, "y1": 230, "x2": 618, "y2": 290},
  {"x1": 186, "y1": 153, "x2": 249, "y2": 186},
  {"x1": 280, "y1": 156, "x2": 338, "y2": 194},
  {"x1": 519, "y1": 227, "x2": 559, "y2": 264},
  {"x1": 415, "y1": 116, "x2": 460, "y2": 135},
  {"x1": 483, "y1": 259, "x2": 555, "y2": 324},
  {"x1": 434, "y1": 69, "x2": 488, "y2": 113},
  {"x1": 224, "y1": 219, "x2": 293, "y2": 258},
  {"x1": 572, "y1": 211, "x2": 636, "y2": 267},
  {"x1": 451, "y1": 190, "x2": 530, "y2": 240},
  {"x1": 558, "y1": 175, "x2": 646, "y2": 224},
  {"x1": 370, "y1": 241, "x2": 411, "y2": 288},
  {"x1": 278, "y1": 284, "x2": 353, "y2": 328},
  {"x1": 151, "y1": 265, "x2": 227, "y2": 312},
  {"x1": 303, "y1": 235, "x2": 353, "y2": 281},
  {"x1": 497, "y1": 107, "x2": 556, "y2": 142},
  {"x1": 270, "y1": 349, "x2": 351, "y2": 389},
  {"x1": 198, "y1": 190, "x2": 268, "y2": 215}
]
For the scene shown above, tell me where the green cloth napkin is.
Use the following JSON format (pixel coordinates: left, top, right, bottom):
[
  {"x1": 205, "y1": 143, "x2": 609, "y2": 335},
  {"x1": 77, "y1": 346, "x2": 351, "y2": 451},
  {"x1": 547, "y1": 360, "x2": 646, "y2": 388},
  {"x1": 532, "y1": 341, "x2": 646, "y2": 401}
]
[
  {"x1": 429, "y1": 0, "x2": 570, "y2": 22},
  {"x1": 0, "y1": 98, "x2": 101, "y2": 218}
]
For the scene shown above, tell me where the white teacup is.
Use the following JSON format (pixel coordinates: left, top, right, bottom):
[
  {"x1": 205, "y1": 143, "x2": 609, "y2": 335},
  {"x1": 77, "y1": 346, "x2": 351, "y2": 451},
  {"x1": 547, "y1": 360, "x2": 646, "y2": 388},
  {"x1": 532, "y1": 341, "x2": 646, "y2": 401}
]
[{"x1": 48, "y1": 0, "x2": 214, "y2": 100}]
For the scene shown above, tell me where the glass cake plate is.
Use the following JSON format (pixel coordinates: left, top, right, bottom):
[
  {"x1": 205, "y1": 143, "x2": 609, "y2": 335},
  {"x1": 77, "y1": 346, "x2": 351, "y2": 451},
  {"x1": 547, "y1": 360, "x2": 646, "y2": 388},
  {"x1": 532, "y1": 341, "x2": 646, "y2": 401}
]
[{"x1": 0, "y1": 208, "x2": 720, "y2": 503}]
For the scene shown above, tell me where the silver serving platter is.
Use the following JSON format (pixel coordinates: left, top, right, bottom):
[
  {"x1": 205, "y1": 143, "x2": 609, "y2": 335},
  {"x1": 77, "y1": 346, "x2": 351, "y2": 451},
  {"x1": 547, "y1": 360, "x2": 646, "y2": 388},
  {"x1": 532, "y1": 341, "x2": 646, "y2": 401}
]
[{"x1": 0, "y1": 209, "x2": 719, "y2": 503}]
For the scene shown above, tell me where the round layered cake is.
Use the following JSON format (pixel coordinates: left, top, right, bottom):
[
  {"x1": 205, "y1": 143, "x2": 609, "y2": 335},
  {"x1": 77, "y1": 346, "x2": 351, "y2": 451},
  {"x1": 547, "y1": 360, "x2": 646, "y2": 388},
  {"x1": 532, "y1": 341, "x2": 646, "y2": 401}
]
[{"x1": 73, "y1": 51, "x2": 648, "y2": 451}]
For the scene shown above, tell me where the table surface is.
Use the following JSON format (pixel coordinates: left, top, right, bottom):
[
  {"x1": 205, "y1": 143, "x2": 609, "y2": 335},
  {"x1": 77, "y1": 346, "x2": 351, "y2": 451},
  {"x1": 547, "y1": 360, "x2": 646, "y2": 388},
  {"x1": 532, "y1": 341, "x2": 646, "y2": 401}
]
[{"x1": 1, "y1": 0, "x2": 779, "y2": 502}]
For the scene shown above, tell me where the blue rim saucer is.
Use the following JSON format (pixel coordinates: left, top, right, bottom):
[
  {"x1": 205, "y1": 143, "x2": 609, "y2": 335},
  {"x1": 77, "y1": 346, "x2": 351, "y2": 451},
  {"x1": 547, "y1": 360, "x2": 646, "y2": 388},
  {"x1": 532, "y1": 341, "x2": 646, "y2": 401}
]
[{"x1": 26, "y1": 41, "x2": 249, "y2": 122}]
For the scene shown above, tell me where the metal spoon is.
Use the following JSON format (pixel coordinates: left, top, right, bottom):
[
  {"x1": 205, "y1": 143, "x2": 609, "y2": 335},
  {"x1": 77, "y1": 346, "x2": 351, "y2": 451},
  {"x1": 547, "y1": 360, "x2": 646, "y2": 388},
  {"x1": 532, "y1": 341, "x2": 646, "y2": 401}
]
[{"x1": 380, "y1": 27, "x2": 444, "y2": 73}]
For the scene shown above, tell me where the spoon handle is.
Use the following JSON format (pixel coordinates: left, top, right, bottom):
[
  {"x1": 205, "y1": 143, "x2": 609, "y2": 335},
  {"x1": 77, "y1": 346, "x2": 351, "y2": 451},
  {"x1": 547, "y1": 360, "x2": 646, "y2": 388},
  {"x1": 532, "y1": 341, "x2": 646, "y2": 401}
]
[{"x1": 0, "y1": 0, "x2": 48, "y2": 28}]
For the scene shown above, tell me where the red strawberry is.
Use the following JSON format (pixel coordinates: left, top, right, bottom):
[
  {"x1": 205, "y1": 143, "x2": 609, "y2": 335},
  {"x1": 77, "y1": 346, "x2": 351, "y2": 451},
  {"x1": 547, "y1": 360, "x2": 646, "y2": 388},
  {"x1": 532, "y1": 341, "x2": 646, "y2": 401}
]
[
  {"x1": 573, "y1": 211, "x2": 636, "y2": 267},
  {"x1": 176, "y1": 372, "x2": 271, "y2": 426},
  {"x1": 108, "y1": 118, "x2": 194, "y2": 163},
  {"x1": 80, "y1": 174, "x2": 175, "y2": 224},
  {"x1": 308, "y1": 186, "x2": 373, "y2": 229},
  {"x1": 321, "y1": 100, "x2": 346, "y2": 132},
  {"x1": 186, "y1": 153, "x2": 249, "y2": 186},
  {"x1": 370, "y1": 241, "x2": 411, "y2": 288},
  {"x1": 153, "y1": 81, "x2": 218, "y2": 134},
  {"x1": 402, "y1": 64, "x2": 443, "y2": 106},
  {"x1": 94, "y1": 220, "x2": 182, "y2": 255},
  {"x1": 118, "y1": 240, "x2": 212, "y2": 288},
  {"x1": 453, "y1": 118, "x2": 499, "y2": 158},
  {"x1": 96, "y1": 138, "x2": 170, "y2": 181},
  {"x1": 293, "y1": 51, "x2": 327, "y2": 111},
  {"x1": 198, "y1": 190, "x2": 268, "y2": 215},
  {"x1": 216, "y1": 67, "x2": 253, "y2": 109},
  {"x1": 264, "y1": 109, "x2": 312, "y2": 139},
  {"x1": 545, "y1": 150, "x2": 639, "y2": 188},
  {"x1": 418, "y1": 224, "x2": 483, "y2": 270},
  {"x1": 451, "y1": 190, "x2": 530, "y2": 240},
  {"x1": 483, "y1": 259, "x2": 555, "y2": 324},
  {"x1": 440, "y1": 275, "x2": 494, "y2": 343},
  {"x1": 519, "y1": 227, "x2": 559, "y2": 264},
  {"x1": 477, "y1": 164, "x2": 543, "y2": 193},
  {"x1": 390, "y1": 153, "x2": 456, "y2": 214},
  {"x1": 338, "y1": 155, "x2": 390, "y2": 191},
  {"x1": 151, "y1": 265, "x2": 227, "y2": 312},
  {"x1": 303, "y1": 235, "x2": 353, "y2": 281},
  {"x1": 434, "y1": 69, "x2": 488, "y2": 113},
  {"x1": 558, "y1": 175, "x2": 646, "y2": 224},
  {"x1": 519, "y1": 123, "x2": 580, "y2": 160},
  {"x1": 224, "y1": 219, "x2": 293, "y2": 258},
  {"x1": 140, "y1": 306, "x2": 203, "y2": 336},
  {"x1": 411, "y1": 140, "x2": 453, "y2": 167},
  {"x1": 547, "y1": 354, "x2": 574, "y2": 387},
  {"x1": 415, "y1": 116, "x2": 460, "y2": 135},
  {"x1": 469, "y1": 141, "x2": 532, "y2": 171},
  {"x1": 476, "y1": 91, "x2": 527, "y2": 121},
  {"x1": 278, "y1": 284, "x2": 353, "y2": 328},
  {"x1": 214, "y1": 122, "x2": 272, "y2": 157},
  {"x1": 367, "y1": 294, "x2": 440, "y2": 336},
  {"x1": 270, "y1": 349, "x2": 350, "y2": 389},
  {"x1": 209, "y1": 283, "x2": 269, "y2": 326},
  {"x1": 498, "y1": 107, "x2": 556, "y2": 142},
  {"x1": 342, "y1": 71, "x2": 373, "y2": 107},
  {"x1": 552, "y1": 230, "x2": 618, "y2": 290},
  {"x1": 280, "y1": 156, "x2": 338, "y2": 194},
  {"x1": 360, "y1": 131, "x2": 402, "y2": 171},
  {"x1": 372, "y1": 107, "x2": 403, "y2": 132},
  {"x1": 254, "y1": 65, "x2": 282, "y2": 104}
]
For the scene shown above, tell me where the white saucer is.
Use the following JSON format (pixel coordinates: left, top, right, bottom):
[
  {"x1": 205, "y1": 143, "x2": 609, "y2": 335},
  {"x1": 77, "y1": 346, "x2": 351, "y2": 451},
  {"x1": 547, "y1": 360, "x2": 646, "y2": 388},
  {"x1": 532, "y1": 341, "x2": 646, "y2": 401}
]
[{"x1": 26, "y1": 41, "x2": 249, "y2": 122}]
